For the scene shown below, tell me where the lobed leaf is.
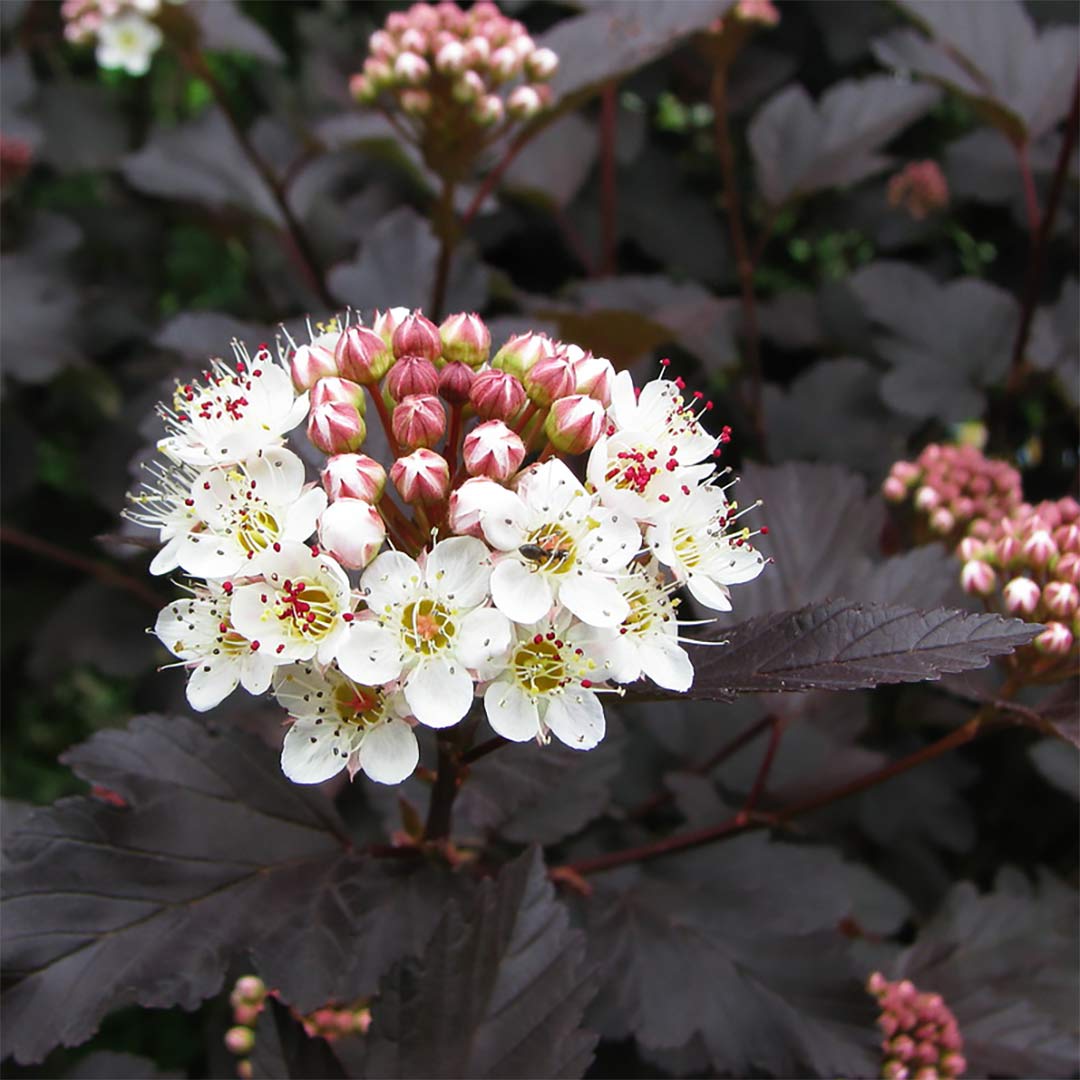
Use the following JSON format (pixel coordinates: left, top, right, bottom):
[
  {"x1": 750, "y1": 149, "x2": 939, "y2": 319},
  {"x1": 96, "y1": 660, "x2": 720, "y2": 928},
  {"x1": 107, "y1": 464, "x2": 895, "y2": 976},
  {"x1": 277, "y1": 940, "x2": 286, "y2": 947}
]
[
  {"x1": 686, "y1": 598, "x2": 1039, "y2": 698},
  {"x1": 1, "y1": 716, "x2": 465, "y2": 1064}
]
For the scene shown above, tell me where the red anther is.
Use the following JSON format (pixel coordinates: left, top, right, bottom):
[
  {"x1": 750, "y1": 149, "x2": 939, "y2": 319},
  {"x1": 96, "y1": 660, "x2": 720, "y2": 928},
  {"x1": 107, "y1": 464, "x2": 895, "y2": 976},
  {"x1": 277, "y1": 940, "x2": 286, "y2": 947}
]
[
  {"x1": 659, "y1": 358, "x2": 671, "y2": 367},
  {"x1": 219, "y1": 622, "x2": 229, "y2": 634},
  {"x1": 581, "y1": 679, "x2": 592, "y2": 688},
  {"x1": 273, "y1": 542, "x2": 281, "y2": 552},
  {"x1": 250, "y1": 640, "x2": 260, "y2": 650},
  {"x1": 665, "y1": 460, "x2": 678, "y2": 472},
  {"x1": 658, "y1": 494, "x2": 670, "y2": 503},
  {"x1": 546, "y1": 631, "x2": 556, "y2": 640},
  {"x1": 310, "y1": 546, "x2": 320, "y2": 556},
  {"x1": 305, "y1": 612, "x2": 316, "y2": 623},
  {"x1": 342, "y1": 612, "x2": 355, "y2": 622},
  {"x1": 693, "y1": 390, "x2": 703, "y2": 399},
  {"x1": 555, "y1": 640, "x2": 563, "y2": 648},
  {"x1": 276, "y1": 644, "x2": 285, "y2": 653},
  {"x1": 533, "y1": 634, "x2": 544, "y2": 644},
  {"x1": 674, "y1": 377, "x2": 686, "y2": 390},
  {"x1": 681, "y1": 485, "x2": 690, "y2": 495},
  {"x1": 247, "y1": 551, "x2": 255, "y2": 560},
  {"x1": 705, "y1": 401, "x2": 714, "y2": 410},
  {"x1": 184, "y1": 498, "x2": 195, "y2": 506},
  {"x1": 203, "y1": 481, "x2": 211, "y2": 490},
  {"x1": 222, "y1": 581, "x2": 234, "y2": 594},
  {"x1": 283, "y1": 580, "x2": 292, "y2": 591},
  {"x1": 761, "y1": 526, "x2": 769, "y2": 534}
]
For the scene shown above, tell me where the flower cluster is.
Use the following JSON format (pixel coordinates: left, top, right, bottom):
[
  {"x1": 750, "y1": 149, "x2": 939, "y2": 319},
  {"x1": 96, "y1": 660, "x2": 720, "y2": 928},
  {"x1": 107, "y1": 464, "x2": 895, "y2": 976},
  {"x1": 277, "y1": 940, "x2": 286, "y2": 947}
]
[
  {"x1": 350, "y1": 1, "x2": 557, "y2": 163},
  {"x1": 867, "y1": 973, "x2": 966, "y2": 1080},
  {"x1": 131, "y1": 309, "x2": 765, "y2": 787},
  {"x1": 887, "y1": 160, "x2": 950, "y2": 221},
  {"x1": 883, "y1": 442, "x2": 1022, "y2": 543},
  {"x1": 224, "y1": 976, "x2": 370, "y2": 1079},
  {"x1": 62, "y1": 0, "x2": 175, "y2": 75}
]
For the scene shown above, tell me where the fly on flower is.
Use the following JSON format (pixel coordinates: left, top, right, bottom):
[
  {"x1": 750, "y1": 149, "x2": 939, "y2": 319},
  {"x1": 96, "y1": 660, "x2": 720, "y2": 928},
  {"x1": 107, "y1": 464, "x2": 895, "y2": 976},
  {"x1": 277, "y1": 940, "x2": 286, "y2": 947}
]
[{"x1": 132, "y1": 310, "x2": 767, "y2": 787}]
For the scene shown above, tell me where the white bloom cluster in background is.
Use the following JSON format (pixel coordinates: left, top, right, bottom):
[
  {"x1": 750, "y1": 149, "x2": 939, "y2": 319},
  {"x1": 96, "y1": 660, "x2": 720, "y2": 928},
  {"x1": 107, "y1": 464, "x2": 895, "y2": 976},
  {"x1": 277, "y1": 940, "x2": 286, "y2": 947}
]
[
  {"x1": 62, "y1": 0, "x2": 179, "y2": 75},
  {"x1": 130, "y1": 311, "x2": 767, "y2": 786}
]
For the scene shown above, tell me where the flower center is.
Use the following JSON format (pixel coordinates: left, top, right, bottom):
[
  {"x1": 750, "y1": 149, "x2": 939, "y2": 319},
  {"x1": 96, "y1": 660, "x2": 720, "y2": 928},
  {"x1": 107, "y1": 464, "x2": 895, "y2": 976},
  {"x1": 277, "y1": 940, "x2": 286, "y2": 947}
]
[
  {"x1": 524, "y1": 524, "x2": 577, "y2": 575},
  {"x1": 401, "y1": 598, "x2": 455, "y2": 655},
  {"x1": 672, "y1": 527, "x2": 702, "y2": 569},
  {"x1": 513, "y1": 637, "x2": 568, "y2": 695},
  {"x1": 236, "y1": 507, "x2": 281, "y2": 554},
  {"x1": 275, "y1": 578, "x2": 338, "y2": 641},
  {"x1": 331, "y1": 679, "x2": 385, "y2": 728}
]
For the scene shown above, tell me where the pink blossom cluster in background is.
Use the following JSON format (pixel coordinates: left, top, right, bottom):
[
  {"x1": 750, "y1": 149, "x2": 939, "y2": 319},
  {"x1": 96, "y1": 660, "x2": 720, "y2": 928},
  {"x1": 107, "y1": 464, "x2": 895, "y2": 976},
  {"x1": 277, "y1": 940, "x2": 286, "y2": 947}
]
[
  {"x1": 867, "y1": 972, "x2": 966, "y2": 1080},
  {"x1": 888, "y1": 160, "x2": 950, "y2": 220}
]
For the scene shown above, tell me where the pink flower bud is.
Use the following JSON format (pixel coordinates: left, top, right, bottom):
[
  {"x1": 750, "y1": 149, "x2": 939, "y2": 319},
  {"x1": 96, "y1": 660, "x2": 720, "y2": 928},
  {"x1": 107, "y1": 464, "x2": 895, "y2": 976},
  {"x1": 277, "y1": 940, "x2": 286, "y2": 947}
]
[
  {"x1": 1003, "y1": 576, "x2": 1040, "y2": 615},
  {"x1": 349, "y1": 74, "x2": 377, "y2": 104},
  {"x1": 386, "y1": 355, "x2": 440, "y2": 401},
  {"x1": 929, "y1": 507, "x2": 955, "y2": 535},
  {"x1": 545, "y1": 394, "x2": 605, "y2": 453},
  {"x1": 1055, "y1": 552, "x2": 1080, "y2": 585},
  {"x1": 319, "y1": 499, "x2": 386, "y2": 569},
  {"x1": 492, "y1": 331, "x2": 551, "y2": 379},
  {"x1": 914, "y1": 485, "x2": 940, "y2": 511},
  {"x1": 960, "y1": 560, "x2": 996, "y2": 597},
  {"x1": 489, "y1": 45, "x2": 520, "y2": 80},
  {"x1": 882, "y1": 1062, "x2": 909, "y2": 1080},
  {"x1": 372, "y1": 306, "x2": 411, "y2": 345},
  {"x1": 473, "y1": 94, "x2": 504, "y2": 125},
  {"x1": 337, "y1": 325, "x2": 393, "y2": 385},
  {"x1": 364, "y1": 57, "x2": 393, "y2": 87},
  {"x1": 1044, "y1": 580, "x2": 1079, "y2": 617},
  {"x1": 436, "y1": 39, "x2": 467, "y2": 73},
  {"x1": 957, "y1": 537, "x2": 986, "y2": 562},
  {"x1": 470, "y1": 367, "x2": 526, "y2": 421},
  {"x1": 369, "y1": 28, "x2": 397, "y2": 60},
  {"x1": 322, "y1": 453, "x2": 386, "y2": 503},
  {"x1": 463, "y1": 36, "x2": 490, "y2": 67},
  {"x1": 392, "y1": 311, "x2": 442, "y2": 362},
  {"x1": 401, "y1": 89, "x2": 433, "y2": 116},
  {"x1": 440, "y1": 311, "x2": 491, "y2": 367},
  {"x1": 449, "y1": 475, "x2": 503, "y2": 536},
  {"x1": 526, "y1": 46, "x2": 558, "y2": 79},
  {"x1": 391, "y1": 448, "x2": 450, "y2": 505},
  {"x1": 394, "y1": 51, "x2": 430, "y2": 85},
  {"x1": 235, "y1": 976, "x2": 266, "y2": 1003},
  {"x1": 913, "y1": 1041, "x2": 939, "y2": 1066},
  {"x1": 1054, "y1": 523, "x2": 1080, "y2": 551},
  {"x1": 507, "y1": 84, "x2": 543, "y2": 119},
  {"x1": 237, "y1": 1060, "x2": 254, "y2": 1079},
  {"x1": 866, "y1": 972, "x2": 889, "y2": 996},
  {"x1": 392, "y1": 393, "x2": 446, "y2": 450},
  {"x1": 890, "y1": 1035, "x2": 916, "y2": 1061},
  {"x1": 438, "y1": 361, "x2": 475, "y2": 405},
  {"x1": 290, "y1": 336, "x2": 340, "y2": 391},
  {"x1": 996, "y1": 535, "x2": 1021, "y2": 566},
  {"x1": 882, "y1": 476, "x2": 908, "y2": 502},
  {"x1": 225, "y1": 1026, "x2": 255, "y2": 1056},
  {"x1": 308, "y1": 401, "x2": 366, "y2": 455},
  {"x1": 572, "y1": 350, "x2": 615, "y2": 406},
  {"x1": 940, "y1": 1053, "x2": 966, "y2": 1077},
  {"x1": 524, "y1": 352, "x2": 576, "y2": 407},
  {"x1": 311, "y1": 376, "x2": 367, "y2": 413},
  {"x1": 1023, "y1": 528, "x2": 1057, "y2": 568},
  {"x1": 452, "y1": 69, "x2": 485, "y2": 103},
  {"x1": 400, "y1": 27, "x2": 427, "y2": 53},
  {"x1": 1059, "y1": 496, "x2": 1080, "y2": 522},
  {"x1": 911, "y1": 1069, "x2": 939, "y2": 1080},
  {"x1": 463, "y1": 420, "x2": 525, "y2": 480},
  {"x1": 233, "y1": 1003, "x2": 262, "y2": 1026}
]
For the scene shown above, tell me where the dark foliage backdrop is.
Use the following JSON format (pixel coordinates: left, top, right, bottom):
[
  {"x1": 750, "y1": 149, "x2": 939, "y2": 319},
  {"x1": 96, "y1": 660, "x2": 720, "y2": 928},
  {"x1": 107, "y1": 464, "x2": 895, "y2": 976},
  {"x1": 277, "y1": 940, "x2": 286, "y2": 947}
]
[{"x1": 1, "y1": 1, "x2": 1077, "y2": 1078}]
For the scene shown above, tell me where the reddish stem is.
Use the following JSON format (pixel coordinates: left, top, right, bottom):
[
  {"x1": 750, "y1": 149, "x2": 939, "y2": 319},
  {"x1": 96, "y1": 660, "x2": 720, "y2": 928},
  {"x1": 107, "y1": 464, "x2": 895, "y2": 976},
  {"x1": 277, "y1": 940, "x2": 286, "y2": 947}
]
[
  {"x1": 599, "y1": 81, "x2": 619, "y2": 276},
  {"x1": 740, "y1": 715, "x2": 785, "y2": 817},
  {"x1": 1015, "y1": 140, "x2": 1043, "y2": 234},
  {"x1": 460, "y1": 124, "x2": 541, "y2": 228},
  {"x1": 369, "y1": 385, "x2": 402, "y2": 458}
]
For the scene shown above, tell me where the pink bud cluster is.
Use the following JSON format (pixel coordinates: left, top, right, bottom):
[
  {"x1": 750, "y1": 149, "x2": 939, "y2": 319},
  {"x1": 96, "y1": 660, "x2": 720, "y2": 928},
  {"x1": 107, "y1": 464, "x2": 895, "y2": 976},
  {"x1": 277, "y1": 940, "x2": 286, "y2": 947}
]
[
  {"x1": 867, "y1": 973, "x2": 966, "y2": 1080},
  {"x1": 887, "y1": 160, "x2": 950, "y2": 221},
  {"x1": 883, "y1": 443, "x2": 1022, "y2": 542},
  {"x1": 350, "y1": 1, "x2": 557, "y2": 136},
  {"x1": 224, "y1": 975, "x2": 370, "y2": 1078}
]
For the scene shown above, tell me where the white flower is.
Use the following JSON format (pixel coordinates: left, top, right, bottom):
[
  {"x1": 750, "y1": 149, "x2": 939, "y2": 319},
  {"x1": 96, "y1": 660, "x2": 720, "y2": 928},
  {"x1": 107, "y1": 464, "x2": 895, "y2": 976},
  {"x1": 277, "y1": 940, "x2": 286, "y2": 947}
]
[
  {"x1": 229, "y1": 541, "x2": 353, "y2": 664},
  {"x1": 483, "y1": 612, "x2": 611, "y2": 750},
  {"x1": 158, "y1": 448, "x2": 326, "y2": 579},
  {"x1": 95, "y1": 12, "x2": 162, "y2": 76},
  {"x1": 581, "y1": 563, "x2": 693, "y2": 692},
  {"x1": 274, "y1": 663, "x2": 417, "y2": 785},
  {"x1": 335, "y1": 537, "x2": 511, "y2": 729},
  {"x1": 124, "y1": 457, "x2": 203, "y2": 575},
  {"x1": 474, "y1": 458, "x2": 640, "y2": 628},
  {"x1": 646, "y1": 485, "x2": 766, "y2": 611},
  {"x1": 154, "y1": 587, "x2": 274, "y2": 711},
  {"x1": 157, "y1": 341, "x2": 309, "y2": 468}
]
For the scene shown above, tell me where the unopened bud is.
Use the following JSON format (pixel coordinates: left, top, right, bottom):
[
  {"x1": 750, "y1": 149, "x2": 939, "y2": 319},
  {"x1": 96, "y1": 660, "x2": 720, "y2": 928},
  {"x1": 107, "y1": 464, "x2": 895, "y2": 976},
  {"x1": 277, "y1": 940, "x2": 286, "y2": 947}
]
[
  {"x1": 308, "y1": 401, "x2": 366, "y2": 455},
  {"x1": 319, "y1": 499, "x2": 386, "y2": 569},
  {"x1": 400, "y1": 27, "x2": 427, "y2": 53},
  {"x1": 372, "y1": 306, "x2": 411, "y2": 345},
  {"x1": 322, "y1": 453, "x2": 387, "y2": 504},
  {"x1": 391, "y1": 448, "x2": 450, "y2": 505},
  {"x1": 463, "y1": 36, "x2": 490, "y2": 67},
  {"x1": 1055, "y1": 552, "x2": 1080, "y2": 585},
  {"x1": 233, "y1": 1003, "x2": 261, "y2": 1026},
  {"x1": 392, "y1": 310, "x2": 442, "y2": 362},
  {"x1": 237, "y1": 1060, "x2": 253, "y2": 1079},
  {"x1": 957, "y1": 537, "x2": 986, "y2": 562},
  {"x1": 1034, "y1": 621, "x2": 1073, "y2": 655},
  {"x1": 349, "y1": 73, "x2": 377, "y2": 104},
  {"x1": 882, "y1": 476, "x2": 909, "y2": 502},
  {"x1": 489, "y1": 45, "x2": 521, "y2": 81},
  {"x1": 290, "y1": 335, "x2": 340, "y2": 391},
  {"x1": 960, "y1": 560, "x2": 996, "y2": 597},
  {"x1": 572, "y1": 350, "x2": 615, "y2": 406},
  {"x1": 1054, "y1": 523, "x2": 1080, "y2": 551},
  {"x1": 914, "y1": 486, "x2": 940, "y2": 511},
  {"x1": 473, "y1": 94, "x2": 504, "y2": 125},
  {"x1": 463, "y1": 420, "x2": 525, "y2": 480},
  {"x1": 545, "y1": 394, "x2": 605, "y2": 453},
  {"x1": 524, "y1": 352, "x2": 576, "y2": 407},
  {"x1": 225, "y1": 1026, "x2": 255, "y2": 1056},
  {"x1": 453, "y1": 69, "x2": 486, "y2": 103},
  {"x1": 470, "y1": 367, "x2": 526, "y2": 421},
  {"x1": 392, "y1": 393, "x2": 446, "y2": 449},
  {"x1": 449, "y1": 475, "x2": 503, "y2": 536},
  {"x1": 394, "y1": 51, "x2": 430, "y2": 85},
  {"x1": 492, "y1": 331, "x2": 553, "y2": 379},
  {"x1": 234, "y1": 976, "x2": 266, "y2": 1003},
  {"x1": 1044, "y1": 580, "x2": 1079, "y2": 617},
  {"x1": 996, "y1": 534, "x2": 1021, "y2": 566},
  {"x1": 368, "y1": 28, "x2": 396, "y2": 60},
  {"x1": 438, "y1": 361, "x2": 475, "y2": 405},
  {"x1": 401, "y1": 89, "x2": 433, "y2": 116},
  {"x1": 363, "y1": 57, "x2": 393, "y2": 88},
  {"x1": 882, "y1": 1062, "x2": 910, "y2": 1080},
  {"x1": 526, "y1": 46, "x2": 558, "y2": 79},
  {"x1": 929, "y1": 507, "x2": 955, "y2": 535},
  {"x1": 440, "y1": 311, "x2": 491, "y2": 367},
  {"x1": 890, "y1": 1035, "x2": 916, "y2": 1061},
  {"x1": 312, "y1": 376, "x2": 367, "y2": 414},
  {"x1": 386, "y1": 355, "x2": 440, "y2": 401},
  {"x1": 507, "y1": 84, "x2": 543, "y2": 119},
  {"x1": 1004, "y1": 576, "x2": 1041, "y2": 614},
  {"x1": 940, "y1": 1053, "x2": 966, "y2": 1077},
  {"x1": 1023, "y1": 528, "x2": 1057, "y2": 568},
  {"x1": 436, "y1": 39, "x2": 467, "y2": 73},
  {"x1": 337, "y1": 325, "x2": 393, "y2": 385}
]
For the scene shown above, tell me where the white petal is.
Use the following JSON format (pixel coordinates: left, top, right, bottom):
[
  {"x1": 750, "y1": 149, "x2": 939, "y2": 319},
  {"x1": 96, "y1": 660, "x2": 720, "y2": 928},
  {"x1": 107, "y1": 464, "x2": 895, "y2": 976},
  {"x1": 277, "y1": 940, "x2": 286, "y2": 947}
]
[
  {"x1": 686, "y1": 573, "x2": 733, "y2": 612},
  {"x1": 424, "y1": 536, "x2": 492, "y2": 609},
  {"x1": 580, "y1": 508, "x2": 641, "y2": 571},
  {"x1": 247, "y1": 446, "x2": 305, "y2": 504},
  {"x1": 483, "y1": 680, "x2": 540, "y2": 742},
  {"x1": 516, "y1": 458, "x2": 587, "y2": 516},
  {"x1": 478, "y1": 486, "x2": 529, "y2": 551},
  {"x1": 240, "y1": 654, "x2": 275, "y2": 695},
  {"x1": 359, "y1": 718, "x2": 419, "y2": 784},
  {"x1": 228, "y1": 582, "x2": 271, "y2": 643},
  {"x1": 638, "y1": 638, "x2": 694, "y2": 692},
  {"x1": 543, "y1": 692, "x2": 605, "y2": 751},
  {"x1": 281, "y1": 718, "x2": 348, "y2": 785},
  {"x1": 558, "y1": 570, "x2": 629, "y2": 628},
  {"x1": 282, "y1": 486, "x2": 327, "y2": 545},
  {"x1": 405, "y1": 656, "x2": 473, "y2": 728},
  {"x1": 707, "y1": 541, "x2": 768, "y2": 585},
  {"x1": 490, "y1": 559, "x2": 553, "y2": 624},
  {"x1": 361, "y1": 549, "x2": 422, "y2": 613},
  {"x1": 149, "y1": 533, "x2": 185, "y2": 576},
  {"x1": 456, "y1": 607, "x2": 512, "y2": 669},
  {"x1": 335, "y1": 621, "x2": 403, "y2": 684},
  {"x1": 177, "y1": 530, "x2": 243, "y2": 579},
  {"x1": 186, "y1": 659, "x2": 240, "y2": 711}
]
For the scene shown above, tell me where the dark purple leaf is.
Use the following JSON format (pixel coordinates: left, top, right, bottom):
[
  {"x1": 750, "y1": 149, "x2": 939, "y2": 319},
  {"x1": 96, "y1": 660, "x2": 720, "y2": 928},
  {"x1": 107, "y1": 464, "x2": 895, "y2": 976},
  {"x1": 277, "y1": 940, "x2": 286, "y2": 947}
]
[
  {"x1": 847, "y1": 261, "x2": 1019, "y2": 421},
  {"x1": 342, "y1": 849, "x2": 597, "y2": 1079},
  {"x1": 502, "y1": 113, "x2": 597, "y2": 210},
  {"x1": 748, "y1": 78, "x2": 940, "y2": 207},
  {"x1": 36, "y1": 82, "x2": 129, "y2": 174},
  {"x1": 888, "y1": 868, "x2": 1079, "y2": 1077},
  {"x1": 248, "y1": 997, "x2": 348, "y2": 1080},
  {"x1": 1029, "y1": 738, "x2": 1079, "y2": 800},
  {"x1": 873, "y1": 0, "x2": 1079, "y2": 141},
  {"x1": 189, "y1": 0, "x2": 285, "y2": 64},
  {"x1": 1, "y1": 716, "x2": 463, "y2": 1064},
  {"x1": 328, "y1": 206, "x2": 489, "y2": 315},
  {"x1": 153, "y1": 312, "x2": 276, "y2": 363},
  {"x1": 1035, "y1": 679, "x2": 1080, "y2": 746},
  {"x1": 64, "y1": 1051, "x2": 182, "y2": 1078},
  {"x1": 1031, "y1": 276, "x2": 1079, "y2": 407},
  {"x1": 687, "y1": 599, "x2": 1039, "y2": 698}
]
